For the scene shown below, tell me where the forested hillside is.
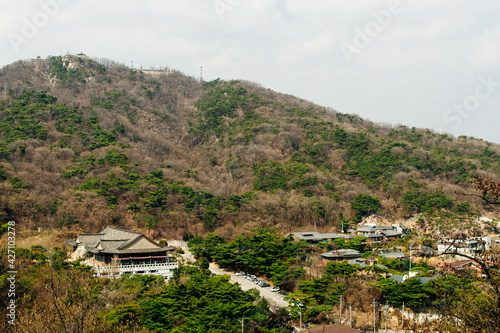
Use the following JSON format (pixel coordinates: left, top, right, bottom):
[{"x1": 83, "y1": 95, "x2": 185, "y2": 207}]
[{"x1": 0, "y1": 54, "x2": 499, "y2": 238}]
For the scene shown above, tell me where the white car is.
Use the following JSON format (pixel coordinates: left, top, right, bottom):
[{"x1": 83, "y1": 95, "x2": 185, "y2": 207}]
[
  {"x1": 271, "y1": 287, "x2": 280, "y2": 292},
  {"x1": 235, "y1": 271, "x2": 245, "y2": 276}
]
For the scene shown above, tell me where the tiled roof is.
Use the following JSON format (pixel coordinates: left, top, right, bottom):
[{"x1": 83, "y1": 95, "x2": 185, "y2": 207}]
[
  {"x1": 70, "y1": 226, "x2": 173, "y2": 255},
  {"x1": 77, "y1": 234, "x2": 104, "y2": 246},
  {"x1": 99, "y1": 226, "x2": 140, "y2": 241}
]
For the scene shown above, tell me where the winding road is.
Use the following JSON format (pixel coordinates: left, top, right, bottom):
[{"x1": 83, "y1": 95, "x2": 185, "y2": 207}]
[{"x1": 180, "y1": 249, "x2": 289, "y2": 309}]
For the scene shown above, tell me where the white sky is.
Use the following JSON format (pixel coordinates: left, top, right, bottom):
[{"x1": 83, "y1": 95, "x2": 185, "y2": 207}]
[{"x1": 2, "y1": 0, "x2": 500, "y2": 143}]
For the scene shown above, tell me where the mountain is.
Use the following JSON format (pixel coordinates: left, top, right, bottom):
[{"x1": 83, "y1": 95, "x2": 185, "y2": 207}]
[{"x1": 0, "y1": 54, "x2": 499, "y2": 239}]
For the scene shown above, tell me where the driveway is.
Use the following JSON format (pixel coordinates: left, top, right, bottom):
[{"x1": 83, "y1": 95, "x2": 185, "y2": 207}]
[
  {"x1": 209, "y1": 263, "x2": 289, "y2": 309},
  {"x1": 180, "y1": 249, "x2": 288, "y2": 309}
]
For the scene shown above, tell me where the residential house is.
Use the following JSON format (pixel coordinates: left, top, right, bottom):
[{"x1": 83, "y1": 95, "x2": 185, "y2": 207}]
[
  {"x1": 321, "y1": 249, "x2": 362, "y2": 261},
  {"x1": 392, "y1": 222, "x2": 409, "y2": 235},
  {"x1": 66, "y1": 226, "x2": 178, "y2": 279},
  {"x1": 380, "y1": 230, "x2": 403, "y2": 240},
  {"x1": 411, "y1": 244, "x2": 438, "y2": 258},
  {"x1": 351, "y1": 225, "x2": 377, "y2": 235},
  {"x1": 347, "y1": 258, "x2": 388, "y2": 270},
  {"x1": 347, "y1": 233, "x2": 384, "y2": 243},
  {"x1": 437, "y1": 236, "x2": 492, "y2": 254},
  {"x1": 377, "y1": 250, "x2": 408, "y2": 261},
  {"x1": 349, "y1": 224, "x2": 401, "y2": 242},
  {"x1": 291, "y1": 231, "x2": 342, "y2": 244},
  {"x1": 490, "y1": 235, "x2": 500, "y2": 250},
  {"x1": 438, "y1": 259, "x2": 482, "y2": 275}
]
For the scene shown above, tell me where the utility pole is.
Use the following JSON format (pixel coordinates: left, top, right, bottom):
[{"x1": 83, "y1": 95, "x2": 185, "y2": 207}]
[
  {"x1": 339, "y1": 295, "x2": 343, "y2": 324},
  {"x1": 349, "y1": 302, "x2": 352, "y2": 327},
  {"x1": 200, "y1": 66, "x2": 203, "y2": 82},
  {"x1": 409, "y1": 244, "x2": 412, "y2": 273},
  {"x1": 385, "y1": 301, "x2": 388, "y2": 333},
  {"x1": 372, "y1": 299, "x2": 377, "y2": 333},
  {"x1": 299, "y1": 307, "x2": 302, "y2": 330},
  {"x1": 238, "y1": 316, "x2": 244, "y2": 333}
]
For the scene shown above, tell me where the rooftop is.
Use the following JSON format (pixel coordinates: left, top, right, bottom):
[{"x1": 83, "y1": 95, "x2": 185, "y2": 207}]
[
  {"x1": 69, "y1": 226, "x2": 175, "y2": 255},
  {"x1": 377, "y1": 251, "x2": 407, "y2": 260},
  {"x1": 291, "y1": 231, "x2": 342, "y2": 242},
  {"x1": 321, "y1": 249, "x2": 362, "y2": 260}
]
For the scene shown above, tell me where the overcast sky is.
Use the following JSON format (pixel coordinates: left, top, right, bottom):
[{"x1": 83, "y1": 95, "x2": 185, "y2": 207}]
[{"x1": 2, "y1": 0, "x2": 500, "y2": 143}]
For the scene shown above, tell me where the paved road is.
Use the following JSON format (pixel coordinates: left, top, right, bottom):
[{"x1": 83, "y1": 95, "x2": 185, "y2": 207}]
[
  {"x1": 209, "y1": 263, "x2": 289, "y2": 309},
  {"x1": 180, "y1": 249, "x2": 289, "y2": 309}
]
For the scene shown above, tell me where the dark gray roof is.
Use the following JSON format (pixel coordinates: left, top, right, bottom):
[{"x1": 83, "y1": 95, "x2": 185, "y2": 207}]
[
  {"x1": 389, "y1": 274, "x2": 437, "y2": 284},
  {"x1": 380, "y1": 230, "x2": 402, "y2": 237},
  {"x1": 379, "y1": 251, "x2": 407, "y2": 259},
  {"x1": 77, "y1": 234, "x2": 104, "y2": 246},
  {"x1": 291, "y1": 231, "x2": 342, "y2": 242},
  {"x1": 355, "y1": 226, "x2": 377, "y2": 232},
  {"x1": 99, "y1": 226, "x2": 140, "y2": 241},
  {"x1": 72, "y1": 226, "x2": 173, "y2": 255},
  {"x1": 347, "y1": 258, "x2": 388, "y2": 270},
  {"x1": 389, "y1": 275, "x2": 406, "y2": 283},
  {"x1": 347, "y1": 234, "x2": 383, "y2": 239},
  {"x1": 321, "y1": 249, "x2": 361, "y2": 260},
  {"x1": 418, "y1": 276, "x2": 437, "y2": 284},
  {"x1": 376, "y1": 225, "x2": 394, "y2": 230}
]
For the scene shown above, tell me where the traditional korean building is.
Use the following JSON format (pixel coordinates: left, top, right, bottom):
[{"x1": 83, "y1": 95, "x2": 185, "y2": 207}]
[{"x1": 66, "y1": 226, "x2": 178, "y2": 279}]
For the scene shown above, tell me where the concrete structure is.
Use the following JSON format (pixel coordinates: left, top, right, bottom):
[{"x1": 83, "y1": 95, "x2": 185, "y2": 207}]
[{"x1": 66, "y1": 226, "x2": 178, "y2": 279}]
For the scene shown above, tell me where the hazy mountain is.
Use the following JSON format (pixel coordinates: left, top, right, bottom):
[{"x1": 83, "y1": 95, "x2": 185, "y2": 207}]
[{"x1": 0, "y1": 54, "x2": 498, "y2": 239}]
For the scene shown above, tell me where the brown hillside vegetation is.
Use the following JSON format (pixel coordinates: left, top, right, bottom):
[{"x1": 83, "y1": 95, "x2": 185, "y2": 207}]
[{"x1": 0, "y1": 54, "x2": 499, "y2": 238}]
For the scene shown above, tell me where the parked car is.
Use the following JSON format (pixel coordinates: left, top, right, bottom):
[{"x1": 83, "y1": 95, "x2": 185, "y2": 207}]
[
  {"x1": 271, "y1": 287, "x2": 280, "y2": 292},
  {"x1": 260, "y1": 282, "x2": 270, "y2": 287},
  {"x1": 235, "y1": 271, "x2": 245, "y2": 276}
]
